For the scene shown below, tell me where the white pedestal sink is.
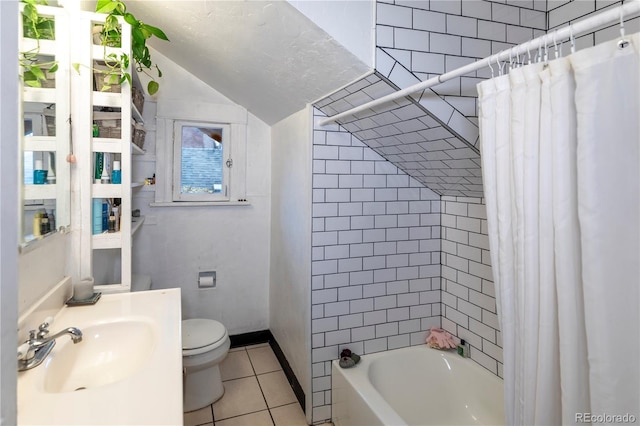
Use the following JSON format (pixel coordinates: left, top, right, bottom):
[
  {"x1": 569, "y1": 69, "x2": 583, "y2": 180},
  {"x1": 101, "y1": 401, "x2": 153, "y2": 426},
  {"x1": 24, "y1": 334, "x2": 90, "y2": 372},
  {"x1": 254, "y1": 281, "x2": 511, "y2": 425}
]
[{"x1": 17, "y1": 288, "x2": 182, "y2": 425}]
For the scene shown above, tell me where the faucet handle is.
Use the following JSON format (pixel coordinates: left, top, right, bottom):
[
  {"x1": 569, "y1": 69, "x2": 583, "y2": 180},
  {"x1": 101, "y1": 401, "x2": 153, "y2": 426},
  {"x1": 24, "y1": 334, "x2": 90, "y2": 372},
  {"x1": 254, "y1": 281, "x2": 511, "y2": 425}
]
[
  {"x1": 17, "y1": 343, "x2": 31, "y2": 361},
  {"x1": 37, "y1": 316, "x2": 54, "y2": 338}
]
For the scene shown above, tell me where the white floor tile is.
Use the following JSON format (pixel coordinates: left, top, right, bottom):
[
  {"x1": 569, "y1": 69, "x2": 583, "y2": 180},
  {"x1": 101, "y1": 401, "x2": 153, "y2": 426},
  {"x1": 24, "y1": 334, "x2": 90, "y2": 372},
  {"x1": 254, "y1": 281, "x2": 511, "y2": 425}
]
[
  {"x1": 213, "y1": 376, "x2": 267, "y2": 420},
  {"x1": 257, "y1": 370, "x2": 297, "y2": 409},
  {"x1": 215, "y1": 410, "x2": 273, "y2": 426},
  {"x1": 220, "y1": 350, "x2": 255, "y2": 381},
  {"x1": 247, "y1": 346, "x2": 281, "y2": 375},
  {"x1": 270, "y1": 403, "x2": 307, "y2": 426}
]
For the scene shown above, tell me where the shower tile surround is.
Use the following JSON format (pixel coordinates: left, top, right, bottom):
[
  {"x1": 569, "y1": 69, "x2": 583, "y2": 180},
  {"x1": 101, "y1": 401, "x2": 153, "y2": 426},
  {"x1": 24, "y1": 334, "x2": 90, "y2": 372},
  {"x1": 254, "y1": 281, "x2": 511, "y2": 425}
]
[
  {"x1": 309, "y1": 1, "x2": 637, "y2": 423},
  {"x1": 311, "y1": 110, "x2": 442, "y2": 422}
]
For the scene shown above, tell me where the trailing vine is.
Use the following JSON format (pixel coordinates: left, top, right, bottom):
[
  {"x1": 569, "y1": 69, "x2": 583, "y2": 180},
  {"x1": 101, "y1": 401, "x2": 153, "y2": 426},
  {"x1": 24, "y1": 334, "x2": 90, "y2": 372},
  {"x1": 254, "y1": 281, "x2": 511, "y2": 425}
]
[{"x1": 20, "y1": 0, "x2": 58, "y2": 88}]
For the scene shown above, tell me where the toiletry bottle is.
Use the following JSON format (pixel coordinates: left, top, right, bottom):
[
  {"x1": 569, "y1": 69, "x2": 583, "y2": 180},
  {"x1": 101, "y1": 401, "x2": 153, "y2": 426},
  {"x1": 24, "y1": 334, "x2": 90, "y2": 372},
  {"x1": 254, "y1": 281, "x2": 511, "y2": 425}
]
[
  {"x1": 101, "y1": 153, "x2": 111, "y2": 184},
  {"x1": 112, "y1": 202, "x2": 120, "y2": 232},
  {"x1": 92, "y1": 123, "x2": 99, "y2": 137},
  {"x1": 111, "y1": 160, "x2": 121, "y2": 184},
  {"x1": 101, "y1": 200, "x2": 109, "y2": 231},
  {"x1": 108, "y1": 213, "x2": 116, "y2": 233},
  {"x1": 457, "y1": 339, "x2": 471, "y2": 358},
  {"x1": 40, "y1": 212, "x2": 49, "y2": 235},
  {"x1": 33, "y1": 160, "x2": 47, "y2": 184},
  {"x1": 33, "y1": 213, "x2": 42, "y2": 237},
  {"x1": 94, "y1": 152, "x2": 104, "y2": 183},
  {"x1": 48, "y1": 209, "x2": 55, "y2": 231},
  {"x1": 92, "y1": 199, "x2": 103, "y2": 234}
]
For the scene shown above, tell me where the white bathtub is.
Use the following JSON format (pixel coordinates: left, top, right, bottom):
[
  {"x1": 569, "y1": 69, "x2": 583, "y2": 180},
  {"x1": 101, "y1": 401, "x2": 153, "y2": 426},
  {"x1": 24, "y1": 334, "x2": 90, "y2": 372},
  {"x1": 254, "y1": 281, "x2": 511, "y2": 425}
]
[{"x1": 331, "y1": 345, "x2": 504, "y2": 426}]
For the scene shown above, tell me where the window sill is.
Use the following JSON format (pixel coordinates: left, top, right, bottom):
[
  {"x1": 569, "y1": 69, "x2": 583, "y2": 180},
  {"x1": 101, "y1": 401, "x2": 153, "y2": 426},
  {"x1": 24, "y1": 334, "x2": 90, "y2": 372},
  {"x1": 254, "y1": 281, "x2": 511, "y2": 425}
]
[{"x1": 149, "y1": 200, "x2": 251, "y2": 208}]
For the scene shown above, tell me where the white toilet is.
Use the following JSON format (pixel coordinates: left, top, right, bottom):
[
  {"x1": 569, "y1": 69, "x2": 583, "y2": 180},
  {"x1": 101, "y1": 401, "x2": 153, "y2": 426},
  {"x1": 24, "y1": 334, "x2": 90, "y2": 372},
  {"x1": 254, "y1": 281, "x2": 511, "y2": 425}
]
[{"x1": 182, "y1": 318, "x2": 230, "y2": 412}]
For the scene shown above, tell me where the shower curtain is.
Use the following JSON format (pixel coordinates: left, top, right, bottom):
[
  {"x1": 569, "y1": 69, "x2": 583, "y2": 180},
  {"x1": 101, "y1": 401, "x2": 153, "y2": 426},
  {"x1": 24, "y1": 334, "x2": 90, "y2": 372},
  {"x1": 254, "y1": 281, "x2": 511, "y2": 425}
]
[{"x1": 478, "y1": 33, "x2": 639, "y2": 425}]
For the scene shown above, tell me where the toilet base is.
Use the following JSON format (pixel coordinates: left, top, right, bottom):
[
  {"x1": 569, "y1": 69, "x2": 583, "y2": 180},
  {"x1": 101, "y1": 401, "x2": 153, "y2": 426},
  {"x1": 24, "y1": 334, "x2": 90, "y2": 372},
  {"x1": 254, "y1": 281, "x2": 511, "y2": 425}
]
[{"x1": 183, "y1": 364, "x2": 225, "y2": 412}]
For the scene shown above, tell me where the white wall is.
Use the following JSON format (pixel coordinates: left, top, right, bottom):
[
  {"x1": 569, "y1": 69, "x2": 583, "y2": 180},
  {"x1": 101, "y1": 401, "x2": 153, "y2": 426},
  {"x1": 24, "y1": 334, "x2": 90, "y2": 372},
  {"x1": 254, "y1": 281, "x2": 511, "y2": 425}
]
[
  {"x1": 288, "y1": 0, "x2": 375, "y2": 68},
  {"x1": 132, "y1": 48, "x2": 272, "y2": 334},
  {"x1": 270, "y1": 107, "x2": 313, "y2": 423},
  {"x1": 0, "y1": 1, "x2": 19, "y2": 423}
]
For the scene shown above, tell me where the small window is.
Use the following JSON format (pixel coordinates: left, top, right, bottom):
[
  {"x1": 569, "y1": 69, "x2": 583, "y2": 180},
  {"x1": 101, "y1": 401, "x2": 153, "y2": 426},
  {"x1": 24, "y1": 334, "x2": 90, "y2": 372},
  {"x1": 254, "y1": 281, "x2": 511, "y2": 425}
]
[
  {"x1": 173, "y1": 121, "x2": 231, "y2": 202},
  {"x1": 154, "y1": 101, "x2": 248, "y2": 207}
]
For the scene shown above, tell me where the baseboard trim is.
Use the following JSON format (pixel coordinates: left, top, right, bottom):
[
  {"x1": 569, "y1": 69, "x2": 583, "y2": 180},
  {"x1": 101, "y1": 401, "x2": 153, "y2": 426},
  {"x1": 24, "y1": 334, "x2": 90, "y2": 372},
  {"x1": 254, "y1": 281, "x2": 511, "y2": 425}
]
[
  {"x1": 229, "y1": 330, "x2": 272, "y2": 348},
  {"x1": 229, "y1": 329, "x2": 305, "y2": 413}
]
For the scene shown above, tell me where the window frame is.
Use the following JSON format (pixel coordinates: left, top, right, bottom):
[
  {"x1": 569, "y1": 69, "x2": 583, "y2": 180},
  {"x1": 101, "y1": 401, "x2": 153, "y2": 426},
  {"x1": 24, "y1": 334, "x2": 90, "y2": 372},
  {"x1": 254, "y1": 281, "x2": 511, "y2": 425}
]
[
  {"x1": 154, "y1": 101, "x2": 248, "y2": 207},
  {"x1": 172, "y1": 120, "x2": 231, "y2": 202}
]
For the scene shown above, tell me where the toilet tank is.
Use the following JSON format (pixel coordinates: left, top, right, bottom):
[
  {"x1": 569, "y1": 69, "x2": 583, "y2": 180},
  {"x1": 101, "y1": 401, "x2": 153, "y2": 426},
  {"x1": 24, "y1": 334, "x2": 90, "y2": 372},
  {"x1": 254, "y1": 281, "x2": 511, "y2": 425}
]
[{"x1": 131, "y1": 274, "x2": 152, "y2": 292}]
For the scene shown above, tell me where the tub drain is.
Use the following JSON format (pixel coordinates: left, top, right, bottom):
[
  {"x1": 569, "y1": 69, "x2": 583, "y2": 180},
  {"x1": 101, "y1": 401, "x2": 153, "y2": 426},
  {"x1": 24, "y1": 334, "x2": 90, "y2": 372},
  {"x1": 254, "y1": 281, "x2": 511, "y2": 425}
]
[{"x1": 74, "y1": 387, "x2": 87, "y2": 391}]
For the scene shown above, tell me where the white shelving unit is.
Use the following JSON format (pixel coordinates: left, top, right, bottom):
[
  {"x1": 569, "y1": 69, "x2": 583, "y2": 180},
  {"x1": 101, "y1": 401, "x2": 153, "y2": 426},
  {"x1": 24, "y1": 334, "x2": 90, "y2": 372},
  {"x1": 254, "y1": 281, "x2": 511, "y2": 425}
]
[{"x1": 72, "y1": 10, "x2": 138, "y2": 293}]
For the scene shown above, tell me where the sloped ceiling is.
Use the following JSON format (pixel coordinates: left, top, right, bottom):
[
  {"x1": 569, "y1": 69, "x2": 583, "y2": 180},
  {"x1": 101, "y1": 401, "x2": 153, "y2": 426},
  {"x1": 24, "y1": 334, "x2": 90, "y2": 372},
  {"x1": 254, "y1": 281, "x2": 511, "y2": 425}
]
[
  {"x1": 314, "y1": 71, "x2": 484, "y2": 198},
  {"x1": 124, "y1": 0, "x2": 369, "y2": 125}
]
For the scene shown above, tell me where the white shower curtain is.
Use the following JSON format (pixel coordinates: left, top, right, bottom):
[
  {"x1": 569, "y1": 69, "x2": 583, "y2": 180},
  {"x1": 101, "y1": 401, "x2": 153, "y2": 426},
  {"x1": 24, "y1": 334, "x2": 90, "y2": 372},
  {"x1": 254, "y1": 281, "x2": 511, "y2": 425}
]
[{"x1": 478, "y1": 33, "x2": 639, "y2": 425}]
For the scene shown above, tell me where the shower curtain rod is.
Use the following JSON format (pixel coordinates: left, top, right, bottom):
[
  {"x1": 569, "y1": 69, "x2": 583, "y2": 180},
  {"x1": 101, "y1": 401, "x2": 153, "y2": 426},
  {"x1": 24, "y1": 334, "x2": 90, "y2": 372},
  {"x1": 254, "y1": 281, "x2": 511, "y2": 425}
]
[{"x1": 319, "y1": 0, "x2": 640, "y2": 126}]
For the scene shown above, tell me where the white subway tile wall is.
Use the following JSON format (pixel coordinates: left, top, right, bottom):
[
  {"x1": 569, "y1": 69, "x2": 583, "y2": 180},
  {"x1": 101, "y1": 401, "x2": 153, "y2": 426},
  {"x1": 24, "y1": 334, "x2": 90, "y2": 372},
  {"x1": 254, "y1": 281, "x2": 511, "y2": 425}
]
[
  {"x1": 548, "y1": 0, "x2": 639, "y2": 47},
  {"x1": 311, "y1": 108, "x2": 442, "y2": 423},
  {"x1": 440, "y1": 195, "x2": 502, "y2": 377},
  {"x1": 375, "y1": 0, "x2": 546, "y2": 124},
  {"x1": 315, "y1": 73, "x2": 483, "y2": 199},
  {"x1": 308, "y1": 1, "x2": 639, "y2": 423}
]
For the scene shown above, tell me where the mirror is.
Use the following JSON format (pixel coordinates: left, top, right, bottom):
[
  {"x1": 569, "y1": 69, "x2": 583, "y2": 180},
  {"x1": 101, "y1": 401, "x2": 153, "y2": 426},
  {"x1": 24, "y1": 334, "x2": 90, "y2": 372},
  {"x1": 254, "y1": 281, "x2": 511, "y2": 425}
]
[
  {"x1": 20, "y1": 101, "x2": 71, "y2": 248},
  {"x1": 19, "y1": 3, "x2": 72, "y2": 250}
]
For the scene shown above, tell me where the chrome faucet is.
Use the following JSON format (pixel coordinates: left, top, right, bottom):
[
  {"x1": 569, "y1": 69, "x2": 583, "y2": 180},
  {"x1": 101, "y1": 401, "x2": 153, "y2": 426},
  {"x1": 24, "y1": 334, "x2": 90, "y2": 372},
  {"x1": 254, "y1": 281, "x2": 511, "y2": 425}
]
[{"x1": 17, "y1": 318, "x2": 82, "y2": 371}]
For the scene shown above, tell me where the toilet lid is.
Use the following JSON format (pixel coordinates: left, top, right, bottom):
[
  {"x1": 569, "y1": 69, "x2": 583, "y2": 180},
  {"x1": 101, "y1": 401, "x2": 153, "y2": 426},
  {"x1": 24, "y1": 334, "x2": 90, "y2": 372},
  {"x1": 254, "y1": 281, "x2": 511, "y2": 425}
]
[{"x1": 182, "y1": 319, "x2": 227, "y2": 350}]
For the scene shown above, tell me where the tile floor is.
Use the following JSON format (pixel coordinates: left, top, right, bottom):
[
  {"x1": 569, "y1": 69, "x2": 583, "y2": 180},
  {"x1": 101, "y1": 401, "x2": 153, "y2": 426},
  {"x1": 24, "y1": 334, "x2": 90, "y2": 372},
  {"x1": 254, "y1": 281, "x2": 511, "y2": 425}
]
[{"x1": 183, "y1": 343, "x2": 307, "y2": 426}]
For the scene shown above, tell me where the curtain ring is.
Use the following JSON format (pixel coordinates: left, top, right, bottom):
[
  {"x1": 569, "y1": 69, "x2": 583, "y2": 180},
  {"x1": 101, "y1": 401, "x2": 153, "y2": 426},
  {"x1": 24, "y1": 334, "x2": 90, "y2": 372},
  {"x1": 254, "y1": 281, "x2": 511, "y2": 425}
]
[
  {"x1": 618, "y1": 4, "x2": 630, "y2": 49},
  {"x1": 569, "y1": 23, "x2": 576, "y2": 54},
  {"x1": 527, "y1": 40, "x2": 532, "y2": 65},
  {"x1": 488, "y1": 57, "x2": 495, "y2": 78},
  {"x1": 553, "y1": 30, "x2": 559, "y2": 59}
]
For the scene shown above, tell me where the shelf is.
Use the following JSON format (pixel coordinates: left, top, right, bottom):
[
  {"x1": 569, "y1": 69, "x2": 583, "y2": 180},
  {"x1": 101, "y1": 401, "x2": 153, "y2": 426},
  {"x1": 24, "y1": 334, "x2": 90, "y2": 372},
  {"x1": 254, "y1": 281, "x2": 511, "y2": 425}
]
[
  {"x1": 24, "y1": 184, "x2": 56, "y2": 200},
  {"x1": 136, "y1": 185, "x2": 156, "y2": 192},
  {"x1": 93, "y1": 91, "x2": 122, "y2": 108},
  {"x1": 131, "y1": 182, "x2": 144, "y2": 189},
  {"x1": 92, "y1": 231, "x2": 122, "y2": 249},
  {"x1": 132, "y1": 215, "x2": 145, "y2": 236},
  {"x1": 132, "y1": 103, "x2": 144, "y2": 124},
  {"x1": 93, "y1": 138, "x2": 124, "y2": 154},
  {"x1": 92, "y1": 44, "x2": 123, "y2": 62},
  {"x1": 132, "y1": 143, "x2": 145, "y2": 155},
  {"x1": 24, "y1": 136, "x2": 57, "y2": 152},
  {"x1": 23, "y1": 87, "x2": 56, "y2": 103},
  {"x1": 93, "y1": 183, "x2": 122, "y2": 198},
  {"x1": 21, "y1": 38, "x2": 56, "y2": 56}
]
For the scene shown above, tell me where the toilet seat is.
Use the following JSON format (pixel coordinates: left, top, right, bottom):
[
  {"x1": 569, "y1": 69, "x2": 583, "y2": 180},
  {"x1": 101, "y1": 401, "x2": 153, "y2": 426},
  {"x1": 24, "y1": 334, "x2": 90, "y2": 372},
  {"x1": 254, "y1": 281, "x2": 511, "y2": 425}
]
[{"x1": 182, "y1": 319, "x2": 228, "y2": 356}]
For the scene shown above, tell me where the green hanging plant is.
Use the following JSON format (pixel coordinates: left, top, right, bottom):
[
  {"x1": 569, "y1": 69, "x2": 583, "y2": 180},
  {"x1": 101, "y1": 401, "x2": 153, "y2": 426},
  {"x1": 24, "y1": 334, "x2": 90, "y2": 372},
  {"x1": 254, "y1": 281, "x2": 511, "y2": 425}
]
[
  {"x1": 20, "y1": 0, "x2": 58, "y2": 88},
  {"x1": 94, "y1": 0, "x2": 169, "y2": 95}
]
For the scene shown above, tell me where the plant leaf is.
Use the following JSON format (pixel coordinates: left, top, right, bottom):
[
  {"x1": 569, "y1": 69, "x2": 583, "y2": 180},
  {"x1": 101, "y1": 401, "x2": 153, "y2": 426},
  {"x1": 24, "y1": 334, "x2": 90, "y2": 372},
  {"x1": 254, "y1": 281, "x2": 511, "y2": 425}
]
[
  {"x1": 147, "y1": 80, "x2": 159, "y2": 96},
  {"x1": 96, "y1": 0, "x2": 119, "y2": 14},
  {"x1": 29, "y1": 65, "x2": 45, "y2": 80},
  {"x1": 72, "y1": 63, "x2": 81, "y2": 74},
  {"x1": 156, "y1": 65, "x2": 162, "y2": 78},
  {"x1": 48, "y1": 63, "x2": 58, "y2": 73},
  {"x1": 25, "y1": 80, "x2": 42, "y2": 88},
  {"x1": 132, "y1": 27, "x2": 145, "y2": 45},
  {"x1": 143, "y1": 24, "x2": 169, "y2": 41},
  {"x1": 123, "y1": 12, "x2": 137, "y2": 26}
]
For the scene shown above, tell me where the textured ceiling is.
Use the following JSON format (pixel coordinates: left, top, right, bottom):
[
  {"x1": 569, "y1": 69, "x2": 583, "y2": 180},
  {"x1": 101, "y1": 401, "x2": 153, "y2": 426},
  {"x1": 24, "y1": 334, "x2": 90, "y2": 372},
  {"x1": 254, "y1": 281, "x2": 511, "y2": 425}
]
[
  {"x1": 125, "y1": 0, "x2": 369, "y2": 125},
  {"x1": 314, "y1": 71, "x2": 484, "y2": 198}
]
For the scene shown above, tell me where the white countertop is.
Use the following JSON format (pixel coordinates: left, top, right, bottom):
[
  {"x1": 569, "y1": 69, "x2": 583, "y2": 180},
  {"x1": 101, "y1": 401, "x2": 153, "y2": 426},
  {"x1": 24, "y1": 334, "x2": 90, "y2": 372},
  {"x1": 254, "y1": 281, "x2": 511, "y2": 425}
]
[{"x1": 17, "y1": 288, "x2": 183, "y2": 425}]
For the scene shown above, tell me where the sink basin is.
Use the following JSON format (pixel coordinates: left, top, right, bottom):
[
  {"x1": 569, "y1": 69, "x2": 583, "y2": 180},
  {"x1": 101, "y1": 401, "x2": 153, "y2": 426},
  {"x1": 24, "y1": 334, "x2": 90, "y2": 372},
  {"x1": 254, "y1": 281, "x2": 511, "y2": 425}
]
[
  {"x1": 43, "y1": 320, "x2": 156, "y2": 393},
  {"x1": 43, "y1": 320, "x2": 157, "y2": 393},
  {"x1": 17, "y1": 287, "x2": 183, "y2": 425}
]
